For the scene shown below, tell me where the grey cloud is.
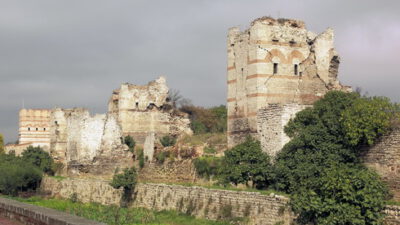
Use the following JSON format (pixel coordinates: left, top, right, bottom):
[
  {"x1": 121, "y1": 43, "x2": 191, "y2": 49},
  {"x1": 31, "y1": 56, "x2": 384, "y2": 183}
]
[{"x1": 1, "y1": 0, "x2": 400, "y2": 142}]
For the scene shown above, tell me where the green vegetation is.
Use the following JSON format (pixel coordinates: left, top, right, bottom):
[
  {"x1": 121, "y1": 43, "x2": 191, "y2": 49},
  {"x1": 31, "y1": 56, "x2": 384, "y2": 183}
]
[
  {"x1": 219, "y1": 137, "x2": 273, "y2": 189},
  {"x1": 0, "y1": 153, "x2": 42, "y2": 195},
  {"x1": 193, "y1": 156, "x2": 222, "y2": 179},
  {"x1": 21, "y1": 146, "x2": 55, "y2": 175},
  {"x1": 0, "y1": 133, "x2": 4, "y2": 154},
  {"x1": 160, "y1": 135, "x2": 176, "y2": 147},
  {"x1": 180, "y1": 105, "x2": 227, "y2": 134},
  {"x1": 273, "y1": 91, "x2": 398, "y2": 224},
  {"x1": 191, "y1": 91, "x2": 398, "y2": 224},
  {"x1": 11, "y1": 196, "x2": 231, "y2": 225},
  {"x1": 155, "y1": 151, "x2": 170, "y2": 164},
  {"x1": 137, "y1": 148, "x2": 145, "y2": 168},
  {"x1": 124, "y1": 136, "x2": 136, "y2": 153},
  {"x1": 110, "y1": 167, "x2": 137, "y2": 192}
]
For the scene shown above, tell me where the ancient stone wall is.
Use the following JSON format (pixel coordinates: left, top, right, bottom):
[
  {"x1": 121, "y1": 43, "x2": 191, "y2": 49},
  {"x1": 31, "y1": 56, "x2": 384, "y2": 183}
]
[
  {"x1": 41, "y1": 177, "x2": 294, "y2": 225},
  {"x1": 40, "y1": 177, "x2": 400, "y2": 225},
  {"x1": 138, "y1": 160, "x2": 196, "y2": 183},
  {"x1": 108, "y1": 77, "x2": 192, "y2": 144},
  {"x1": 257, "y1": 103, "x2": 308, "y2": 157},
  {"x1": 384, "y1": 205, "x2": 400, "y2": 225},
  {"x1": 50, "y1": 108, "x2": 132, "y2": 178},
  {"x1": 0, "y1": 197, "x2": 105, "y2": 225},
  {"x1": 361, "y1": 128, "x2": 400, "y2": 201},
  {"x1": 227, "y1": 17, "x2": 350, "y2": 151}
]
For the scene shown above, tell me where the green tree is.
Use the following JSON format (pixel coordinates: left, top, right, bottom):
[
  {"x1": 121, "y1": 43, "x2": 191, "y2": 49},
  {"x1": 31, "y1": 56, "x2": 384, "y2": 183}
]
[
  {"x1": 124, "y1": 136, "x2": 136, "y2": 153},
  {"x1": 342, "y1": 96, "x2": 399, "y2": 146},
  {"x1": 21, "y1": 146, "x2": 55, "y2": 175},
  {"x1": 110, "y1": 167, "x2": 137, "y2": 192},
  {"x1": 219, "y1": 137, "x2": 273, "y2": 188},
  {"x1": 292, "y1": 164, "x2": 387, "y2": 225},
  {"x1": 273, "y1": 91, "x2": 393, "y2": 224},
  {"x1": 0, "y1": 133, "x2": 4, "y2": 154},
  {"x1": 0, "y1": 153, "x2": 42, "y2": 195}
]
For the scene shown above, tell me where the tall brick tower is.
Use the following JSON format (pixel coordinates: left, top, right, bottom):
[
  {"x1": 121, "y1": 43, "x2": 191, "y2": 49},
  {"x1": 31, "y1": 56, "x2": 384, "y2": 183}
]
[
  {"x1": 227, "y1": 17, "x2": 349, "y2": 157},
  {"x1": 18, "y1": 108, "x2": 51, "y2": 149}
]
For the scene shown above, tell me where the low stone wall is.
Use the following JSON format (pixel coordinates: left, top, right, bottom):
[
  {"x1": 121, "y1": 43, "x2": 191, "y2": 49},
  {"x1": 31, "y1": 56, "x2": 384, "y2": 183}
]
[
  {"x1": 41, "y1": 177, "x2": 294, "y2": 225},
  {"x1": 384, "y1": 205, "x2": 400, "y2": 225},
  {"x1": 40, "y1": 177, "x2": 400, "y2": 225},
  {"x1": 0, "y1": 197, "x2": 105, "y2": 225}
]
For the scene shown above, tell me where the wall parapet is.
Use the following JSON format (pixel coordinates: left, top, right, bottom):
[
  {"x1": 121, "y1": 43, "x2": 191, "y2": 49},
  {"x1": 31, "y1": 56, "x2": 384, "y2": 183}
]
[{"x1": 0, "y1": 197, "x2": 105, "y2": 225}]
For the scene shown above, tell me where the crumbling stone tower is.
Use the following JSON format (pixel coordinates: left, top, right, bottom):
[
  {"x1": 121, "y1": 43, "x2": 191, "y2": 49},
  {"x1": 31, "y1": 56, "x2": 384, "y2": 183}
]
[{"x1": 227, "y1": 17, "x2": 350, "y2": 157}]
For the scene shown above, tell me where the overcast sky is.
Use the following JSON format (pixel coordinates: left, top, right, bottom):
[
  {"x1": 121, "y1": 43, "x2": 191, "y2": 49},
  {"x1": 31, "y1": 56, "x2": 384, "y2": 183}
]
[{"x1": 1, "y1": 0, "x2": 399, "y2": 142}]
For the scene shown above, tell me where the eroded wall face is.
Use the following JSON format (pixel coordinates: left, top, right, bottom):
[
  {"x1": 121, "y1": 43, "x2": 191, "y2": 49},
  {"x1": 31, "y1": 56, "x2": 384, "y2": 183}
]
[
  {"x1": 50, "y1": 108, "x2": 132, "y2": 177},
  {"x1": 18, "y1": 109, "x2": 51, "y2": 150},
  {"x1": 227, "y1": 17, "x2": 348, "y2": 152},
  {"x1": 109, "y1": 77, "x2": 192, "y2": 144},
  {"x1": 361, "y1": 128, "x2": 400, "y2": 201},
  {"x1": 257, "y1": 104, "x2": 308, "y2": 157}
]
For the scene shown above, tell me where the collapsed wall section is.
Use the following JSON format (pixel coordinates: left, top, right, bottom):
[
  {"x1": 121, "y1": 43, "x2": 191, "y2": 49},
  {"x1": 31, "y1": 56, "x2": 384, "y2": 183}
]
[
  {"x1": 50, "y1": 108, "x2": 132, "y2": 177},
  {"x1": 108, "y1": 76, "x2": 192, "y2": 143},
  {"x1": 227, "y1": 17, "x2": 349, "y2": 152}
]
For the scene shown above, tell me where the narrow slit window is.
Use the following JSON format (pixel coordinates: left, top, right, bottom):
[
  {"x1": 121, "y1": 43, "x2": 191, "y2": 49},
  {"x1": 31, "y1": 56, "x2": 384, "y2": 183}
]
[
  {"x1": 273, "y1": 63, "x2": 278, "y2": 74},
  {"x1": 36, "y1": 128, "x2": 38, "y2": 131},
  {"x1": 28, "y1": 127, "x2": 30, "y2": 131},
  {"x1": 294, "y1": 64, "x2": 298, "y2": 75},
  {"x1": 44, "y1": 128, "x2": 46, "y2": 131}
]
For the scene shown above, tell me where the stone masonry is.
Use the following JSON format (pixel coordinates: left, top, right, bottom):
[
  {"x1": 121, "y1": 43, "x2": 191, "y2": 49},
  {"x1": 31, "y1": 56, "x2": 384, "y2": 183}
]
[
  {"x1": 227, "y1": 17, "x2": 350, "y2": 157},
  {"x1": 41, "y1": 176, "x2": 400, "y2": 225},
  {"x1": 108, "y1": 77, "x2": 192, "y2": 143},
  {"x1": 361, "y1": 128, "x2": 400, "y2": 201},
  {"x1": 8, "y1": 77, "x2": 192, "y2": 177},
  {"x1": 41, "y1": 177, "x2": 295, "y2": 225}
]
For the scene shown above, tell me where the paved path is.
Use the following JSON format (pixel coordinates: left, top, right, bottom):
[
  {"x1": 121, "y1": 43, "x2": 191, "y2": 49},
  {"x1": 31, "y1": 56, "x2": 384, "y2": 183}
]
[{"x1": 0, "y1": 216, "x2": 23, "y2": 225}]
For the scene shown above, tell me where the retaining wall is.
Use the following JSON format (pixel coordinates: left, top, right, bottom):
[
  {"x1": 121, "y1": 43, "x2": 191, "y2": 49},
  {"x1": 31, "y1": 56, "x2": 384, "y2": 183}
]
[{"x1": 0, "y1": 197, "x2": 105, "y2": 225}]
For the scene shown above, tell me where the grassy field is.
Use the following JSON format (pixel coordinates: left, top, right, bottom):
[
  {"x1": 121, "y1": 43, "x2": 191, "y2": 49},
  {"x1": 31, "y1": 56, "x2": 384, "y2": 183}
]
[{"x1": 10, "y1": 196, "x2": 235, "y2": 225}]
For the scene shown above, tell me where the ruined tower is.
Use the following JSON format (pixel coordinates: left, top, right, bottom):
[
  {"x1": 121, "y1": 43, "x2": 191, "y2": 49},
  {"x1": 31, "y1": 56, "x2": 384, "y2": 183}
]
[
  {"x1": 18, "y1": 109, "x2": 51, "y2": 149},
  {"x1": 227, "y1": 17, "x2": 349, "y2": 157}
]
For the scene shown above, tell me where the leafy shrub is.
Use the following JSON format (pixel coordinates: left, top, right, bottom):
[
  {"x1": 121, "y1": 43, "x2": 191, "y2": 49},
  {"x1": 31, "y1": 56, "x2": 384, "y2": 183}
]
[
  {"x1": 204, "y1": 147, "x2": 216, "y2": 154},
  {"x1": 21, "y1": 146, "x2": 55, "y2": 175},
  {"x1": 155, "y1": 151, "x2": 170, "y2": 164},
  {"x1": 219, "y1": 137, "x2": 273, "y2": 189},
  {"x1": 136, "y1": 148, "x2": 145, "y2": 168},
  {"x1": 110, "y1": 167, "x2": 137, "y2": 192},
  {"x1": 0, "y1": 154, "x2": 42, "y2": 195},
  {"x1": 180, "y1": 105, "x2": 227, "y2": 134},
  {"x1": 193, "y1": 156, "x2": 222, "y2": 179},
  {"x1": 124, "y1": 136, "x2": 136, "y2": 153},
  {"x1": 160, "y1": 135, "x2": 176, "y2": 147}
]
